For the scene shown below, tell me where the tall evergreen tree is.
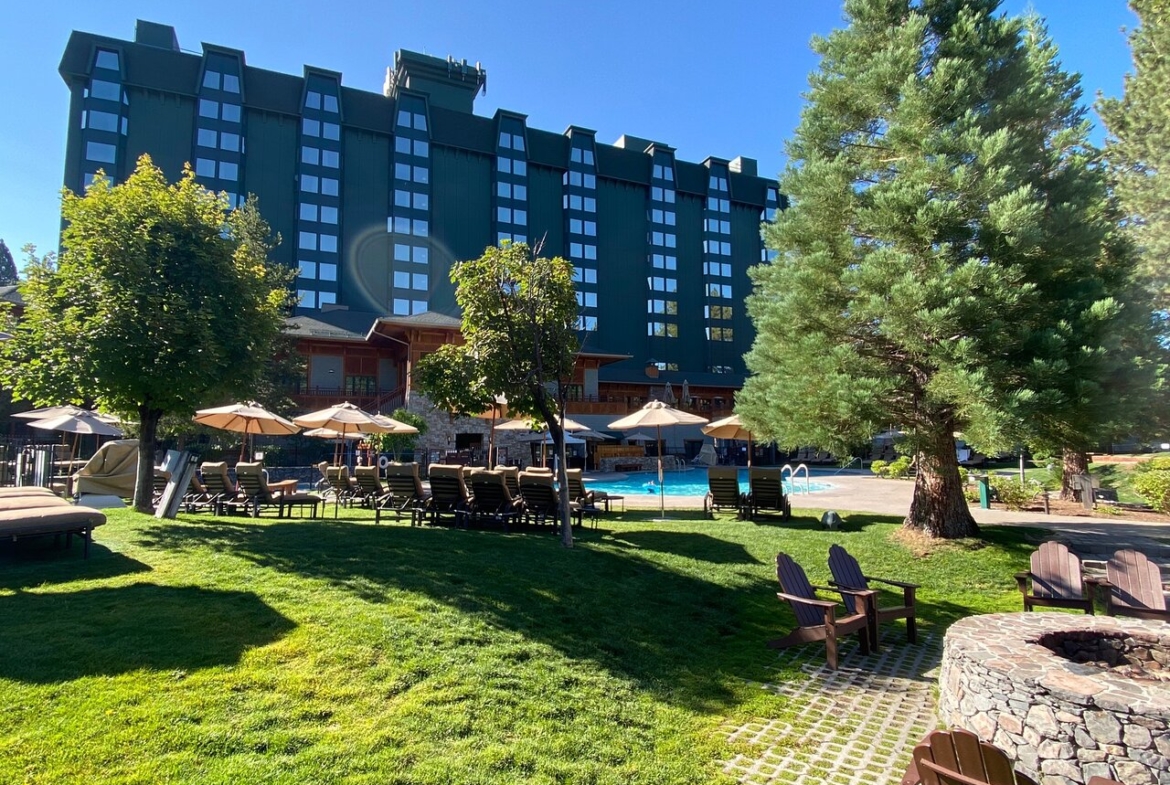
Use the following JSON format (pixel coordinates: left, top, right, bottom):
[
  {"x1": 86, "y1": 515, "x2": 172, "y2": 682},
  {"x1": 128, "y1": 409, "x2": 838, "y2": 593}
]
[
  {"x1": 740, "y1": 0, "x2": 1128, "y2": 538},
  {"x1": 0, "y1": 239, "x2": 17, "y2": 285},
  {"x1": 1099, "y1": 0, "x2": 1170, "y2": 315}
]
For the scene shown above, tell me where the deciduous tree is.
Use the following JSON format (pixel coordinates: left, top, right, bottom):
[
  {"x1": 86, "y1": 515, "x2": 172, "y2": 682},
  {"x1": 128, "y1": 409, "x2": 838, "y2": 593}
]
[
  {"x1": 0, "y1": 156, "x2": 293, "y2": 511},
  {"x1": 415, "y1": 242, "x2": 578, "y2": 546},
  {"x1": 740, "y1": 0, "x2": 1133, "y2": 537}
]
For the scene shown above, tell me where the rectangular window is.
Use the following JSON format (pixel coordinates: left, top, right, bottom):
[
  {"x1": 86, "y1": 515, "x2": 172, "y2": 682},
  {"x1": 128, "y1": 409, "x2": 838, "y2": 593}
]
[
  {"x1": 221, "y1": 103, "x2": 240, "y2": 123},
  {"x1": 223, "y1": 74, "x2": 240, "y2": 93},
  {"x1": 319, "y1": 234, "x2": 337, "y2": 253},
  {"x1": 194, "y1": 158, "x2": 217, "y2": 178},
  {"x1": 395, "y1": 136, "x2": 411, "y2": 154},
  {"x1": 302, "y1": 146, "x2": 320, "y2": 165},
  {"x1": 514, "y1": 160, "x2": 527, "y2": 177},
  {"x1": 198, "y1": 98, "x2": 218, "y2": 119},
  {"x1": 395, "y1": 189, "x2": 411, "y2": 208},
  {"x1": 513, "y1": 183, "x2": 527, "y2": 201},
  {"x1": 299, "y1": 290, "x2": 317, "y2": 309},
  {"x1": 323, "y1": 95, "x2": 339, "y2": 113},
  {"x1": 584, "y1": 245, "x2": 596, "y2": 260},
  {"x1": 318, "y1": 291, "x2": 336, "y2": 306},
  {"x1": 220, "y1": 132, "x2": 240, "y2": 152},
  {"x1": 583, "y1": 292, "x2": 597, "y2": 308},
  {"x1": 394, "y1": 271, "x2": 411, "y2": 289},
  {"x1": 393, "y1": 298, "x2": 410, "y2": 315},
  {"x1": 90, "y1": 79, "x2": 121, "y2": 102},
  {"x1": 394, "y1": 243, "x2": 411, "y2": 262},
  {"x1": 413, "y1": 166, "x2": 429, "y2": 184},
  {"x1": 299, "y1": 231, "x2": 317, "y2": 250},
  {"x1": 86, "y1": 110, "x2": 119, "y2": 133},
  {"x1": 584, "y1": 268, "x2": 597, "y2": 284},
  {"x1": 396, "y1": 110, "x2": 411, "y2": 128},
  {"x1": 321, "y1": 178, "x2": 339, "y2": 196},
  {"x1": 298, "y1": 260, "x2": 317, "y2": 279},
  {"x1": 203, "y1": 70, "x2": 221, "y2": 90},
  {"x1": 395, "y1": 163, "x2": 411, "y2": 181},
  {"x1": 571, "y1": 147, "x2": 582, "y2": 163},
  {"x1": 323, "y1": 123, "x2": 340, "y2": 141},
  {"x1": 584, "y1": 221, "x2": 596, "y2": 236},
  {"x1": 303, "y1": 118, "x2": 320, "y2": 137},
  {"x1": 305, "y1": 91, "x2": 322, "y2": 110},
  {"x1": 570, "y1": 242, "x2": 583, "y2": 258},
  {"x1": 321, "y1": 149, "x2": 339, "y2": 168},
  {"x1": 319, "y1": 263, "x2": 337, "y2": 281},
  {"x1": 412, "y1": 273, "x2": 428, "y2": 291},
  {"x1": 584, "y1": 197, "x2": 595, "y2": 212},
  {"x1": 218, "y1": 161, "x2": 238, "y2": 181},
  {"x1": 497, "y1": 157, "x2": 511, "y2": 174},
  {"x1": 413, "y1": 192, "x2": 428, "y2": 210},
  {"x1": 301, "y1": 175, "x2": 319, "y2": 193},
  {"x1": 393, "y1": 216, "x2": 410, "y2": 234},
  {"x1": 320, "y1": 205, "x2": 338, "y2": 224},
  {"x1": 570, "y1": 218, "x2": 582, "y2": 234},
  {"x1": 413, "y1": 140, "x2": 428, "y2": 157},
  {"x1": 498, "y1": 206, "x2": 512, "y2": 224},
  {"x1": 300, "y1": 203, "x2": 318, "y2": 221},
  {"x1": 95, "y1": 50, "x2": 120, "y2": 71},
  {"x1": 721, "y1": 241, "x2": 731, "y2": 255},
  {"x1": 414, "y1": 247, "x2": 428, "y2": 264},
  {"x1": 412, "y1": 219, "x2": 428, "y2": 237}
]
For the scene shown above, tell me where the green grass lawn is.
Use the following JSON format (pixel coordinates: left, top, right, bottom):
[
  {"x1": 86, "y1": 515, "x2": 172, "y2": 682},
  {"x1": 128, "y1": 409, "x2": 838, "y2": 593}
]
[
  {"x1": 0, "y1": 507, "x2": 1038, "y2": 784},
  {"x1": 986, "y1": 457, "x2": 1149, "y2": 504}
]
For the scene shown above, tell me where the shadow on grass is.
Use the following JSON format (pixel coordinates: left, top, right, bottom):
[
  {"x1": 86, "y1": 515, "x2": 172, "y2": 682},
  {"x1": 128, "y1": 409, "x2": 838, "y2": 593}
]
[
  {"x1": 605, "y1": 530, "x2": 762, "y2": 564},
  {"x1": 136, "y1": 519, "x2": 777, "y2": 712},
  {"x1": 0, "y1": 541, "x2": 153, "y2": 590},
  {"x1": 0, "y1": 582, "x2": 295, "y2": 683}
]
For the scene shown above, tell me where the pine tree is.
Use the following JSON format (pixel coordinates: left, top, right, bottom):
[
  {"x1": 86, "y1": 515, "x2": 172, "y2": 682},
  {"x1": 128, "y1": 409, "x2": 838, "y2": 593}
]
[
  {"x1": 740, "y1": 0, "x2": 1130, "y2": 538},
  {"x1": 0, "y1": 240, "x2": 17, "y2": 285},
  {"x1": 1100, "y1": 0, "x2": 1170, "y2": 315}
]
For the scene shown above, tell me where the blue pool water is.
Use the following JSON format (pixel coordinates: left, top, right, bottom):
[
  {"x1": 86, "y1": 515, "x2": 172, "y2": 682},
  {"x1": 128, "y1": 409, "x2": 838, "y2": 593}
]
[{"x1": 586, "y1": 468, "x2": 834, "y2": 497}]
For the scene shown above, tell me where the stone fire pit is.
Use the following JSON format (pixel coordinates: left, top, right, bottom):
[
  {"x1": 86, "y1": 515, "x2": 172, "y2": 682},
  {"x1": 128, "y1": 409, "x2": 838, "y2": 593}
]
[{"x1": 939, "y1": 613, "x2": 1170, "y2": 785}]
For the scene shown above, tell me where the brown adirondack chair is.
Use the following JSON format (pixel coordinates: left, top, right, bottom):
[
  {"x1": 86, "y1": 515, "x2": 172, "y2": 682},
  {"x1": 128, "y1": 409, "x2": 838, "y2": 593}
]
[
  {"x1": 1014, "y1": 541, "x2": 1096, "y2": 614},
  {"x1": 900, "y1": 727, "x2": 1038, "y2": 785},
  {"x1": 828, "y1": 543, "x2": 918, "y2": 649},
  {"x1": 768, "y1": 552, "x2": 873, "y2": 670},
  {"x1": 1102, "y1": 549, "x2": 1169, "y2": 621}
]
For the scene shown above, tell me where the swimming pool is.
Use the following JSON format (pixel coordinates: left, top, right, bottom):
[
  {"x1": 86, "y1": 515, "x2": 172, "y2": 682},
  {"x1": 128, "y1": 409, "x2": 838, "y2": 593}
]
[{"x1": 585, "y1": 468, "x2": 834, "y2": 497}]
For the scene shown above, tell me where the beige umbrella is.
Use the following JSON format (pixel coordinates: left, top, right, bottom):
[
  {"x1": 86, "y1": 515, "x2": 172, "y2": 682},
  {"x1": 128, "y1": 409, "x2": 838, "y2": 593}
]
[
  {"x1": 609, "y1": 401, "x2": 708, "y2": 519},
  {"x1": 496, "y1": 415, "x2": 587, "y2": 467},
  {"x1": 195, "y1": 401, "x2": 300, "y2": 462},
  {"x1": 302, "y1": 427, "x2": 367, "y2": 466},
  {"x1": 15, "y1": 405, "x2": 120, "y2": 423},
  {"x1": 702, "y1": 413, "x2": 755, "y2": 467},
  {"x1": 292, "y1": 402, "x2": 406, "y2": 435},
  {"x1": 28, "y1": 410, "x2": 125, "y2": 464}
]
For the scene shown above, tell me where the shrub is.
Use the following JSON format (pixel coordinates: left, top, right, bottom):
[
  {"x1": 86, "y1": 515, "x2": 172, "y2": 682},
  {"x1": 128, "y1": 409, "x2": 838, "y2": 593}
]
[
  {"x1": 870, "y1": 460, "x2": 888, "y2": 477},
  {"x1": 887, "y1": 456, "x2": 913, "y2": 478},
  {"x1": 1131, "y1": 457, "x2": 1170, "y2": 512},
  {"x1": 989, "y1": 476, "x2": 1039, "y2": 511},
  {"x1": 957, "y1": 467, "x2": 969, "y2": 486}
]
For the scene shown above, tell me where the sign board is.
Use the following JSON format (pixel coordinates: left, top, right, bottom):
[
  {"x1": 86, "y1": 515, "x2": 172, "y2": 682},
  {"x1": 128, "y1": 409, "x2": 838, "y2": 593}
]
[{"x1": 156, "y1": 450, "x2": 199, "y2": 519}]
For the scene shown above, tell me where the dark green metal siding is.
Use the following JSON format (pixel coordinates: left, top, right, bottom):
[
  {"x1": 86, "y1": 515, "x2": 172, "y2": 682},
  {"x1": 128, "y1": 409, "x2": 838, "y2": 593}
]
[
  {"x1": 61, "y1": 82, "x2": 86, "y2": 194},
  {"x1": 242, "y1": 109, "x2": 298, "y2": 268},
  {"x1": 594, "y1": 179, "x2": 648, "y2": 366},
  {"x1": 341, "y1": 129, "x2": 392, "y2": 313},
  {"x1": 125, "y1": 88, "x2": 194, "y2": 182},
  {"x1": 728, "y1": 204, "x2": 764, "y2": 373},
  {"x1": 526, "y1": 164, "x2": 564, "y2": 257},
  {"x1": 430, "y1": 145, "x2": 492, "y2": 315}
]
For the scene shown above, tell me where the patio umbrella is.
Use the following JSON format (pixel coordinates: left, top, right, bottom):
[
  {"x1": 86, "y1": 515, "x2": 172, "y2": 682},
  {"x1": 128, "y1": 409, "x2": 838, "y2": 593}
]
[
  {"x1": 28, "y1": 410, "x2": 125, "y2": 464},
  {"x1": 15, "y1": 404, "x2": 120, "y2": 423},
  {"x1": 681, "y1": 380, "x2": 690, "y2": 407},
  {"x1": 609, "y1": 401, "x2": 708, "y2": 520},
  {"x1": 495, "y1": 415, "x2": 588, "y2": 432},
  {"x1": 625, "y1": 432, "x2": 655, "y2": 443},
  {"x1": 194, "y1": 401, "x2": 300, "y2": 462},
  {"x1": 702, "y1": 413, "x2": 755, "y2": 467},
  {"x1": 663, "y1": 382, "x2": 676, "y2": 404},
  {"x1": 301, "y1": 427, "x2": 367, "y2": 466}
]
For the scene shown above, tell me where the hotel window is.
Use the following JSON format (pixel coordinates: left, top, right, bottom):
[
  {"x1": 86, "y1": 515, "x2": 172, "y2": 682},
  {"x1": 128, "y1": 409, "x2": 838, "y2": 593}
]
[
  {"x1": 79, "y1": 49, "x2": 129, "y2": 189},
  {"x1": 564, "y1": 132, "x2": 599, "y2": 331},
  {"x1": 703, "y1": 161, "x2": 736, "y2": 347},
  {"x1": 646, "y1": 150, "x2": 679, "y2": 345},
  {"x1": 494, "y1": 116, "x2": 530, "y2": 254},
  {"x1": 192, "y1": 50, "x2": 245, "y2": 215},
  {"x1": 388, "y1": 94, "x2": 432, "y2": 312},
  {"x1": 295, "y1": 71, "x2": 343, "y2": 310}
]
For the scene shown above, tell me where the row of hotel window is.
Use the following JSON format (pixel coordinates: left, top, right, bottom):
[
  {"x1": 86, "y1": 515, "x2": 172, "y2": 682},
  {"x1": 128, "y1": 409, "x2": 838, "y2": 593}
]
[{"x1": 646, "y1": 323, "x2": 734, "y2": 340}]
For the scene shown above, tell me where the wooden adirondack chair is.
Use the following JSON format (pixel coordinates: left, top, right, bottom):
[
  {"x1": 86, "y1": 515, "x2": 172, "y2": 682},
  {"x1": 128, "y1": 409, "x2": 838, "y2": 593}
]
[
  {"x1": 901, "y1": 728, "x2": 1038, "y2": 785},
  {"x1": 1102, "y1": 549, "x2": 1169, "y2": 621},
  {"x1": 828, "y1": 543, "x2": 918, "y2": 649},
  {"x1": 768, "y1": 552, "x2": 873, "y2": 670},
  {"x1": 704, "y1": 466, "x2": 744, "y2": 519},
  {"x1": 1015, "y1": 541, "x2": 1096, "y2": 614}
]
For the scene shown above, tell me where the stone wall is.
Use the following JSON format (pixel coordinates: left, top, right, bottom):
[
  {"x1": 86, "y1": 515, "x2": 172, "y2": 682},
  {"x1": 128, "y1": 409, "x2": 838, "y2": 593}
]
[{"x1": 939, "y1": 613, "x2": 1170, "y2": 785}]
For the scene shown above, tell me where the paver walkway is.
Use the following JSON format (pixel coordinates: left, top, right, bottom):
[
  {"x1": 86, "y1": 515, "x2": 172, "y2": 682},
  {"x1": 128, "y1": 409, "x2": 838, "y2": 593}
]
[{"x1": 721, "y1": 630, "x2": 942, "y2": 785}]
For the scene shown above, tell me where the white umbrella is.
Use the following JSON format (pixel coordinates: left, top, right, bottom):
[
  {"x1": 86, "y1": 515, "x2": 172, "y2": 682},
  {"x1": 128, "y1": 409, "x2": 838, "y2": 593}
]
[
  {"x1": 15, "y1": 405, "x2": 120, "y2": 423},
  {"x1": 625, "y1": 432, "x2": 656, "y2": 443},
  {"x1": 194, "y1": 401, "x2": 300, "y2": 462},
  {"x1": 292, "y1": 402, "x2": 408, "y2": 436},
  {"x1": 702, "y1": 413, "x2": 756, "y2": 467},
  {"x1": 495, "y1": 415, "x2": 588, "y2": 432},
  {"x1": 609, "y1": 401, "x2": 708, "y2": 519},
  {"x1": 28, "y1": 410, "x2": 125, "y2": 463},
  {"x1": 575, "y1": 429, "x2": 612, "y2": 441},
  {"x1": 663, "y1": 382, "x2": 676, "y2": 404}
]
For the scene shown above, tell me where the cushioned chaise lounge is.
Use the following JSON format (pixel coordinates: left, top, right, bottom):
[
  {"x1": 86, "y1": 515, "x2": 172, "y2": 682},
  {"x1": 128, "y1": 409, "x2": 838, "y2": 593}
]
[{"x1": 0, "y1": 493, "x2": 106, "y2": 558}]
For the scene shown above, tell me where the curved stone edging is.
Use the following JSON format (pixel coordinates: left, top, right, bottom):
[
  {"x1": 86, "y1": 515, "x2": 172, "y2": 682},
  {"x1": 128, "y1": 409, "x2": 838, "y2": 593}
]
[{"x1": 939, "y1": 612, "x2": 1170, "y2": 785}]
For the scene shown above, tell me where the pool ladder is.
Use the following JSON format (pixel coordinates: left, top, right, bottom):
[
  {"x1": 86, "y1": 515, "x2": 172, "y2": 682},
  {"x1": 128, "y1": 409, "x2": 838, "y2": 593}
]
[{"x1": 781, "y1": 463, "x2": 811, "y2": 495}]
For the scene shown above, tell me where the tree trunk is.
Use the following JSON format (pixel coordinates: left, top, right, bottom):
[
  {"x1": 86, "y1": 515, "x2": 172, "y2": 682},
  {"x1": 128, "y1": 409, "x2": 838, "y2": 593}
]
[
  {"x1": 532, "y1": 390, "x2": 573, "y2": 548},
  {"x1": 134, "y1": 404, "x2": 162, "y2": 513},
  {"x1": 1060, "y1": 448, "x2": 1089, "y2": 501},
  {"x1": 904, "y1": 426, "x2": 979, "y2": 538}
]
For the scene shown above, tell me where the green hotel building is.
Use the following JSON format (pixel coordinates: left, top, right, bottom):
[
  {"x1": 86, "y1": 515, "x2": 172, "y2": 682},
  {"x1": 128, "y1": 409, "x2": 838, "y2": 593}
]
[{"x1": 58, "y1": 20, "x2": 781, "y2": 433}]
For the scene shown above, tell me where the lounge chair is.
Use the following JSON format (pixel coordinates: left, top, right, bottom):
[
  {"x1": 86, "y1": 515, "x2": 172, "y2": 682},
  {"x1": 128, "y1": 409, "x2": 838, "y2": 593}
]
[
  {"x1": 379, "y1": 462, "x2": 430, "y2": 525},
  {"x1": 493, "y1": 465, "x2": 522, "y2": 498},
  {"x1": 901, "y1": 727, "x2": 1038, "y2": 785},
  {"x1": 1101, "y1": 549, "x2": 1169, "y2": 621},
  {"x1": 0, "y1": 493, "x2": 106, "y2": 558},
  {"x1": 182, "y1": 472, "x2": 217, "y2": 513},
  {"x1": 828, "y1": 543, "x2": 918, "y2": 648},
  {"x1": 1015, "y1": 541, "x2": 1096, "y2": 614},
  {"x1": 352, "y1": 465, "x2": 391, "y2": 509},
  {"x1": 324, "y1": 465, "x2": 359, "y2": 508},
  {"x1": 468, "y1": 470, "x2": 521, "y2": 531},
  {"x1": 73, "y1": 439, "x2": 139, "y2": 498},
  {"x1": 565, "y1": 468, "x2": 618, "y2": 513},
  {"x1": 199, "y1": 461, "x2": 243, "y2": 515},
  {"x1": 704, "y1": 466, "x2": 743, "y2": 518},
  {"x1": 768, "y1": 552, "x2": 873, "y2": 670},
  {"x1": 234, "y1": 463, "x2": 321, "y2": 518},
  {"x1": 744, "y1": 467, "x2": 791, "y2": 520},
  {"x1": 426, "y1": 464, "x2": 471, "y2": 526},
  {"x1": 518, "y1": 471, "x2": 582, "y2": 529}
]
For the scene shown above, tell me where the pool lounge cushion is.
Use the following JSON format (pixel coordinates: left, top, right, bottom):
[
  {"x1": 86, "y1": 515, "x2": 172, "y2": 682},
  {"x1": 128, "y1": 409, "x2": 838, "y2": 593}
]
[{"x1": 0, "y1": 496, "x2": 106, "y2": 558}]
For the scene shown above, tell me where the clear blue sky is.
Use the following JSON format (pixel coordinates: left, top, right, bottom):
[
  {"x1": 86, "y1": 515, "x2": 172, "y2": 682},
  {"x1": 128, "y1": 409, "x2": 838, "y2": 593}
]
[{"x1": 0, "y1": 0, "x2": 1137, "y2": 260}]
